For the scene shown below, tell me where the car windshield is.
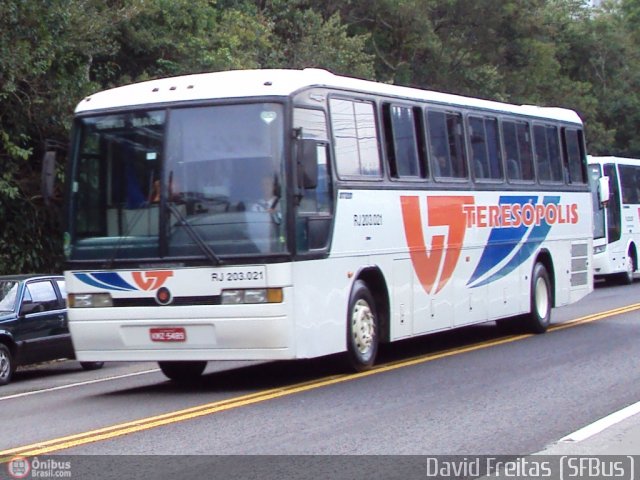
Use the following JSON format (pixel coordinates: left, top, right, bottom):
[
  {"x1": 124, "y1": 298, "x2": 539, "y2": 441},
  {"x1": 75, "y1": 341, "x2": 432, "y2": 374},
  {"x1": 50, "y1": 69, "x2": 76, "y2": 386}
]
[
  {"x1": 0, "y1": 281, "x2": 19, "y2": 313},
  {"x1": 67, "y1": 103, "x2": 286, "y2": 262}
]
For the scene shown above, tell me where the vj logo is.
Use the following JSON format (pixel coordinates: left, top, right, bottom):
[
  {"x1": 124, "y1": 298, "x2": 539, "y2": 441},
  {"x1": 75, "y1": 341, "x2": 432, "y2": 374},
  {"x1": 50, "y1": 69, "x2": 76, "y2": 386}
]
[
  {"x1": 400, "y1": 195, "x2": 474, "y2": 294},
  {"x1": 132, "y1": 271, "x2": 174, "y2": 291}
]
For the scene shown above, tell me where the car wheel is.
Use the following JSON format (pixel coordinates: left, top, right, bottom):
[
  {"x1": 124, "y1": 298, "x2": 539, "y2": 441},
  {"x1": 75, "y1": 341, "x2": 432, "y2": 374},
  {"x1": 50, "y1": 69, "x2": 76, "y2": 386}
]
[
  {"x1": 80, "y1": 361, "x2": 105, "y2": 371},
  {"x1": 0, "y1": 343, "x2": 15, "y2": 386},
  {"x1": 158, "y1": 361, "x2": 207, "y2": 382}
]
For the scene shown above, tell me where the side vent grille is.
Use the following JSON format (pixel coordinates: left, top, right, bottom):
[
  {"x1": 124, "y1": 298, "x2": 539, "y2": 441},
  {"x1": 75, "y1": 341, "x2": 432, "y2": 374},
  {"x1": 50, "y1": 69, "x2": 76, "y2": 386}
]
[{"x1": 570, "y1": 243, "x2": 589, "y2": 286}]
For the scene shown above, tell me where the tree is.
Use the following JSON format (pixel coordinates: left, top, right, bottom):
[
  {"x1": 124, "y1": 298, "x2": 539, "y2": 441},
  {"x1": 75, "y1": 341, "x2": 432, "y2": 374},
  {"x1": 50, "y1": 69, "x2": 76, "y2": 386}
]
[
  {"x1": 0, "y1": 0, "x2": 132, "y2": 273},
  {"x1": 0, "y1": 0, "x2": 374, "y2": 274},
  {"x1": 100, "y1": 0, "x2": 274, "y2": 84},
  {"x1": 557, "y1": 0, "x2": 640, "y2": 155},
  {"x1": 333, "y1": 0, "x2": 615, "y2": 154},
  {"x1": 4, "y1": 0, "x2": 640, "y2": 273},
  {"x1": 257, "y1": 0, "x2": 374, "y2": 77}
]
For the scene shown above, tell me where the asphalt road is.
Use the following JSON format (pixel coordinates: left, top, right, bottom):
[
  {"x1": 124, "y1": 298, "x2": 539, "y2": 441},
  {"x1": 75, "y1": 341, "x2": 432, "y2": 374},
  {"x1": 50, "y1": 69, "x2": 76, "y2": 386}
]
[{"x1": 0, "y1": 278, "x2": 638, "y2": 477}]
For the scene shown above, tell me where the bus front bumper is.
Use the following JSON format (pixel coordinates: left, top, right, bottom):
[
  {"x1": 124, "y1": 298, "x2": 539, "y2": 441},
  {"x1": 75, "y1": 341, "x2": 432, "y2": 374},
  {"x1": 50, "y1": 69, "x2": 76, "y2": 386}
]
[{"x1": 69, "y1": 314, "x2": 295, "y2": 362}]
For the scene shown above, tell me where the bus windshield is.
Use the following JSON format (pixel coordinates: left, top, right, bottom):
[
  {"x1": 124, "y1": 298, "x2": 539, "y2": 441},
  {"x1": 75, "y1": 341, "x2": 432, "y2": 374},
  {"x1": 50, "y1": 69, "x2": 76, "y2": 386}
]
[{"x1": 66, "y1": 103, "x2": 286, "y2": 262}]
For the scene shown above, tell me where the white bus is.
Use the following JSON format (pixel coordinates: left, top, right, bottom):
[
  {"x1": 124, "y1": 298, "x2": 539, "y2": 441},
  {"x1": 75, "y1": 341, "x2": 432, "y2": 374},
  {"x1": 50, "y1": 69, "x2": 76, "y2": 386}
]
[
  {"x1": 61, "y1": 69, "x2": 593, "y2": 381},
  {"x1": 588, "y1": 155, "x2": 640, "y2": 283}
]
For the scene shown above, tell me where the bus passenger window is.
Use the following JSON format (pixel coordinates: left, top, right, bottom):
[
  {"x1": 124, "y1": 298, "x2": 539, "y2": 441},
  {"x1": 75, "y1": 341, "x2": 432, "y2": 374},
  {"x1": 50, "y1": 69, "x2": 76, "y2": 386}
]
[
  {"x1": 484, "y1": 117, "x2": 503, "y2": 179},
  {"x1": 562, "y1": 128, "x2": 587, "y2": 184},
  {"x1": 383, "y1": 104, "x2": 423, "y2": 178},
  {"x1": 503, "y1": 120, "x2": 534, "y2": 182},
  {"x1": 517, "y1": 122, "x2": 534, "y2": 181},
  {"x1": 469, "y1": 117, "x2": 488, "y2": 179},
  {"x1": 619, "y1": 165, "x2": 640, "y2": 204},
  {"x1": 329, "y1": 98, "x2": 381, "y2": 178},
  {"x1": 534, "y1": 125, "x2": 551, "y2": 182},
  {"x1": 503, "y1": 122, "x2": 521, "y2": 181},
  {"x1": 546, "y1": 126, "x2": 563, "y2": 182},
  {"x1": 427, "y1": 110, "x2": 466, "y2": 179},
  {"x1": 534, "y1": 125, "x2": 562, "y2": 183},
  {"x1": 468, "y1": 116, "x2": 502, "y2": 181}
]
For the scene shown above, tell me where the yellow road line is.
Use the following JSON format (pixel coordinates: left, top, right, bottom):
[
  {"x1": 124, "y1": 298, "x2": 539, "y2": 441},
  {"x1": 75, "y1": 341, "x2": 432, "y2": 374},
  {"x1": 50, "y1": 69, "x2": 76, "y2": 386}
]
[
  {"x1": 2, "y1": 302, "x2": 639, "y2": 459},
  {"x1": 549, "y1": 302, "x2": 640, "y2": 330}
]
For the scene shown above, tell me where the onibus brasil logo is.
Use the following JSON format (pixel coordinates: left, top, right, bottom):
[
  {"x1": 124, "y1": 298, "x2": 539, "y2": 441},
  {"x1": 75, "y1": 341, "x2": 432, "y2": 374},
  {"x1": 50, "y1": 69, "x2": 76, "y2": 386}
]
[
  {"x1": 7, "y1": 456, "x2": 72, "y2": 479},
  {"x1": 400, "y1": 194, "x2": 579, "y2": 293}
]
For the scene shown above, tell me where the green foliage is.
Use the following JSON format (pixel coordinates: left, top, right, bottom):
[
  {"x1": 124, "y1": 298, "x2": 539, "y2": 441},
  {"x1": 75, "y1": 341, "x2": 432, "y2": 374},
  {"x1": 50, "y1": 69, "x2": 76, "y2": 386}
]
[
  {"x1": 554, "y1": 1, "x2": 640, "y2": 155},
  {"x1": 257, "y1": 0, "x2": 374, "y2": 77},
  {"x1": 0, "y1": 0, "x2": 133, "y2": 274},
  {"x1": 105, "y1": 0, "x2": 274, "y2": 82},
  {"x1": 3, "y1": 0, "x2": 640, "y2": 273},
  {"x1": 0, "y1": 195, "x2": 63, "y2": 273}
]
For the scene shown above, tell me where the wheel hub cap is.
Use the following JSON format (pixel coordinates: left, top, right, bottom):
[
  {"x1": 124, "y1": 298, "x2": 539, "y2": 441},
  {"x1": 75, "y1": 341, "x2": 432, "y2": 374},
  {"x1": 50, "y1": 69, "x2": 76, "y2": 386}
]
[
  {"x1": 352, "y1": 299, "x2": 375, "y2": 355},
  {"x1": 0, "y1": 352, "x2": 9, "y2": 379},
  {"x1": 535, "y1": 277, "x2": 549, "y2": 318}
]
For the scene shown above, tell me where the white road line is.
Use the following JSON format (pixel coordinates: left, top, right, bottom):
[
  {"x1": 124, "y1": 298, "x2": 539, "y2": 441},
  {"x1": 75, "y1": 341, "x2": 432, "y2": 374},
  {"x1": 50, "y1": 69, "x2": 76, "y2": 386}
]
[
  {"x1": 0, "y1": 369, "x2": 160, "y2": 402},
  {"x1": 560, "y1": 401, "x2": 640, "y2": 442}
]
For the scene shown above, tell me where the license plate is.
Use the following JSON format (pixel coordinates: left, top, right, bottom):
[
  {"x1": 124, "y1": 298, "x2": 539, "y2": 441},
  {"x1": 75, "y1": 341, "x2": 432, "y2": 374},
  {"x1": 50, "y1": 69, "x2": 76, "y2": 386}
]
[{"x1": 150, "y1": 327, "x2": 186, "y2": 342}]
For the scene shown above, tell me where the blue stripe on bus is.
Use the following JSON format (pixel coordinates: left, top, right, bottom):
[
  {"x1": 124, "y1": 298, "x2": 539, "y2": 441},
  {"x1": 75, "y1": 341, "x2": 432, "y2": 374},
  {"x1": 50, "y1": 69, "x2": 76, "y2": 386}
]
[
  {"x1": 469, "y1": 196, "x2": 559, "y2": 288},
  {"x1": 467, "y1": 195, "x2": 537, "y2": 287},
  {"x1": 75, "y1": 272, "x2": 137, "y2": 291}
]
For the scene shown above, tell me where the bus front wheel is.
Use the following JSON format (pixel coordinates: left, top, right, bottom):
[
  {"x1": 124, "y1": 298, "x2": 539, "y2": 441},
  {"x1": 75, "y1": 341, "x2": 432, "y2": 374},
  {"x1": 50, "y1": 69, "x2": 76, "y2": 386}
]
[
  {"x1": 618, "y1": 253, "x2": 635, "y2": 285},
  {"x1": 346, "y1": 280, "x2": 379, "y2": 372},
  {"x1": 522, "y1": 263, "x2": 552, "y2": 334},
  {"x1": 158, "y1": 361, "x2": 207, "y2": 382}
]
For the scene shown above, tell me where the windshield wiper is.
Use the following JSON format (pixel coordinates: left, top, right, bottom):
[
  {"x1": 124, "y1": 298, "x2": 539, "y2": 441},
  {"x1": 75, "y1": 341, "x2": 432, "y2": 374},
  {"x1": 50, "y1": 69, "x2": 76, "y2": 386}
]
[{"x1": 167, "y1": 203, "x2": 222, "y2": 265}]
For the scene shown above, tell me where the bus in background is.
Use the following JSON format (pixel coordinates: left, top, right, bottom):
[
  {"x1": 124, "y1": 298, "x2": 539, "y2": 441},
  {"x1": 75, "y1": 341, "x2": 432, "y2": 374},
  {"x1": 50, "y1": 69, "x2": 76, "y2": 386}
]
[
  {"x1": 588, "y1": 155, "x2": 640, "y2": 284},
  {"x1": 59, "y1": 69, "x2": 593, "y2": 382}
]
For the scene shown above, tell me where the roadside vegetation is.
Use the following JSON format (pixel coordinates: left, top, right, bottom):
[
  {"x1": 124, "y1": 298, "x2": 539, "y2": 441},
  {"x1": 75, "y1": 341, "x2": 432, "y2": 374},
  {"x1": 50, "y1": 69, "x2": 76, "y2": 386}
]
[{"x1": 0, "y1": 0, "x2": 637, "y2": 273}]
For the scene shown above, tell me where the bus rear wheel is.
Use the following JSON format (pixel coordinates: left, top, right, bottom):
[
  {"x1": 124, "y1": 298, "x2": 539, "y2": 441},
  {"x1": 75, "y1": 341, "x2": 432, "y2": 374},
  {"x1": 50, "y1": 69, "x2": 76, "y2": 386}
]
[
  {"x1": 346, "y1": 280, "x2": 378, "y2": 372},
  {"x1": 521, "y1": 263, "x2": 552, "y2": 333},
  {"x1": 158, "y1": 361, "x2": 207, "y2": 382}
]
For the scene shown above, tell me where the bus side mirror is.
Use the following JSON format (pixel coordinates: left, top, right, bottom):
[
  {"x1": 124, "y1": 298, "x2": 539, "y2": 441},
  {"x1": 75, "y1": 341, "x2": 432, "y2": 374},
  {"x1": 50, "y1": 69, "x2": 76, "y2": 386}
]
[
  {"x1": 598, "y1": 176, "x2": 610, "y2": 207},
  {"x1": 41, "y1": 150, "x2": 57, "y2": 206},
  {"x1": 297, "y1": 139, "x2": 319, "y2": 189}
]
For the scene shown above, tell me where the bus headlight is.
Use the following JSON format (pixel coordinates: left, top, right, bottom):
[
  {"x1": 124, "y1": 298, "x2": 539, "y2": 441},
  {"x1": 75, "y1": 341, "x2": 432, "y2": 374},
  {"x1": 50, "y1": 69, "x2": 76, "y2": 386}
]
[
  {"x1": 221, "y1": 288, "x2": 283, "y2": 304},
  {"x1": 68, "y1": 293, "x2": 113, "y2": 308},
  {"x1": 594, "y1": 245, "x2": 607, "y2": 255}
]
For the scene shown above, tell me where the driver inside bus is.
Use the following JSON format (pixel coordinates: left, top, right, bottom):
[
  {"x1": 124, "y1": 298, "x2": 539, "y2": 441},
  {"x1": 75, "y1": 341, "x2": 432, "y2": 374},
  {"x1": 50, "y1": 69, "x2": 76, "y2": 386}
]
[
  {"x1": 252, "y1": 174, "x2": 280, "y2": 212},
  {"x1": 251, "y1": 173, "x2": 282, "y2": 225}
]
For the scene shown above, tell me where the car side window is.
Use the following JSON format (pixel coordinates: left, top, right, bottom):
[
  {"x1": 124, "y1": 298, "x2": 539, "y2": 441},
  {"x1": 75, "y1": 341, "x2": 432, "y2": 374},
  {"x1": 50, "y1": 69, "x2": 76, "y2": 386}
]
[
  {"x1": 25, "y1": 281, "x2": 59, "y2": 312},
  {"x1": 22, "y1": 287, "x2": 33, "y2": 303}
]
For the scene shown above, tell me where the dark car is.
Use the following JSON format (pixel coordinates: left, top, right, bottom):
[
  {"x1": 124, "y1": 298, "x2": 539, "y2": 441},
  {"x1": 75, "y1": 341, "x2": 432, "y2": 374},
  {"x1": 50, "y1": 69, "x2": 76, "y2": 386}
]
[{"x1": 0, "y1": 274, "x2": 103, "y2": 385}]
